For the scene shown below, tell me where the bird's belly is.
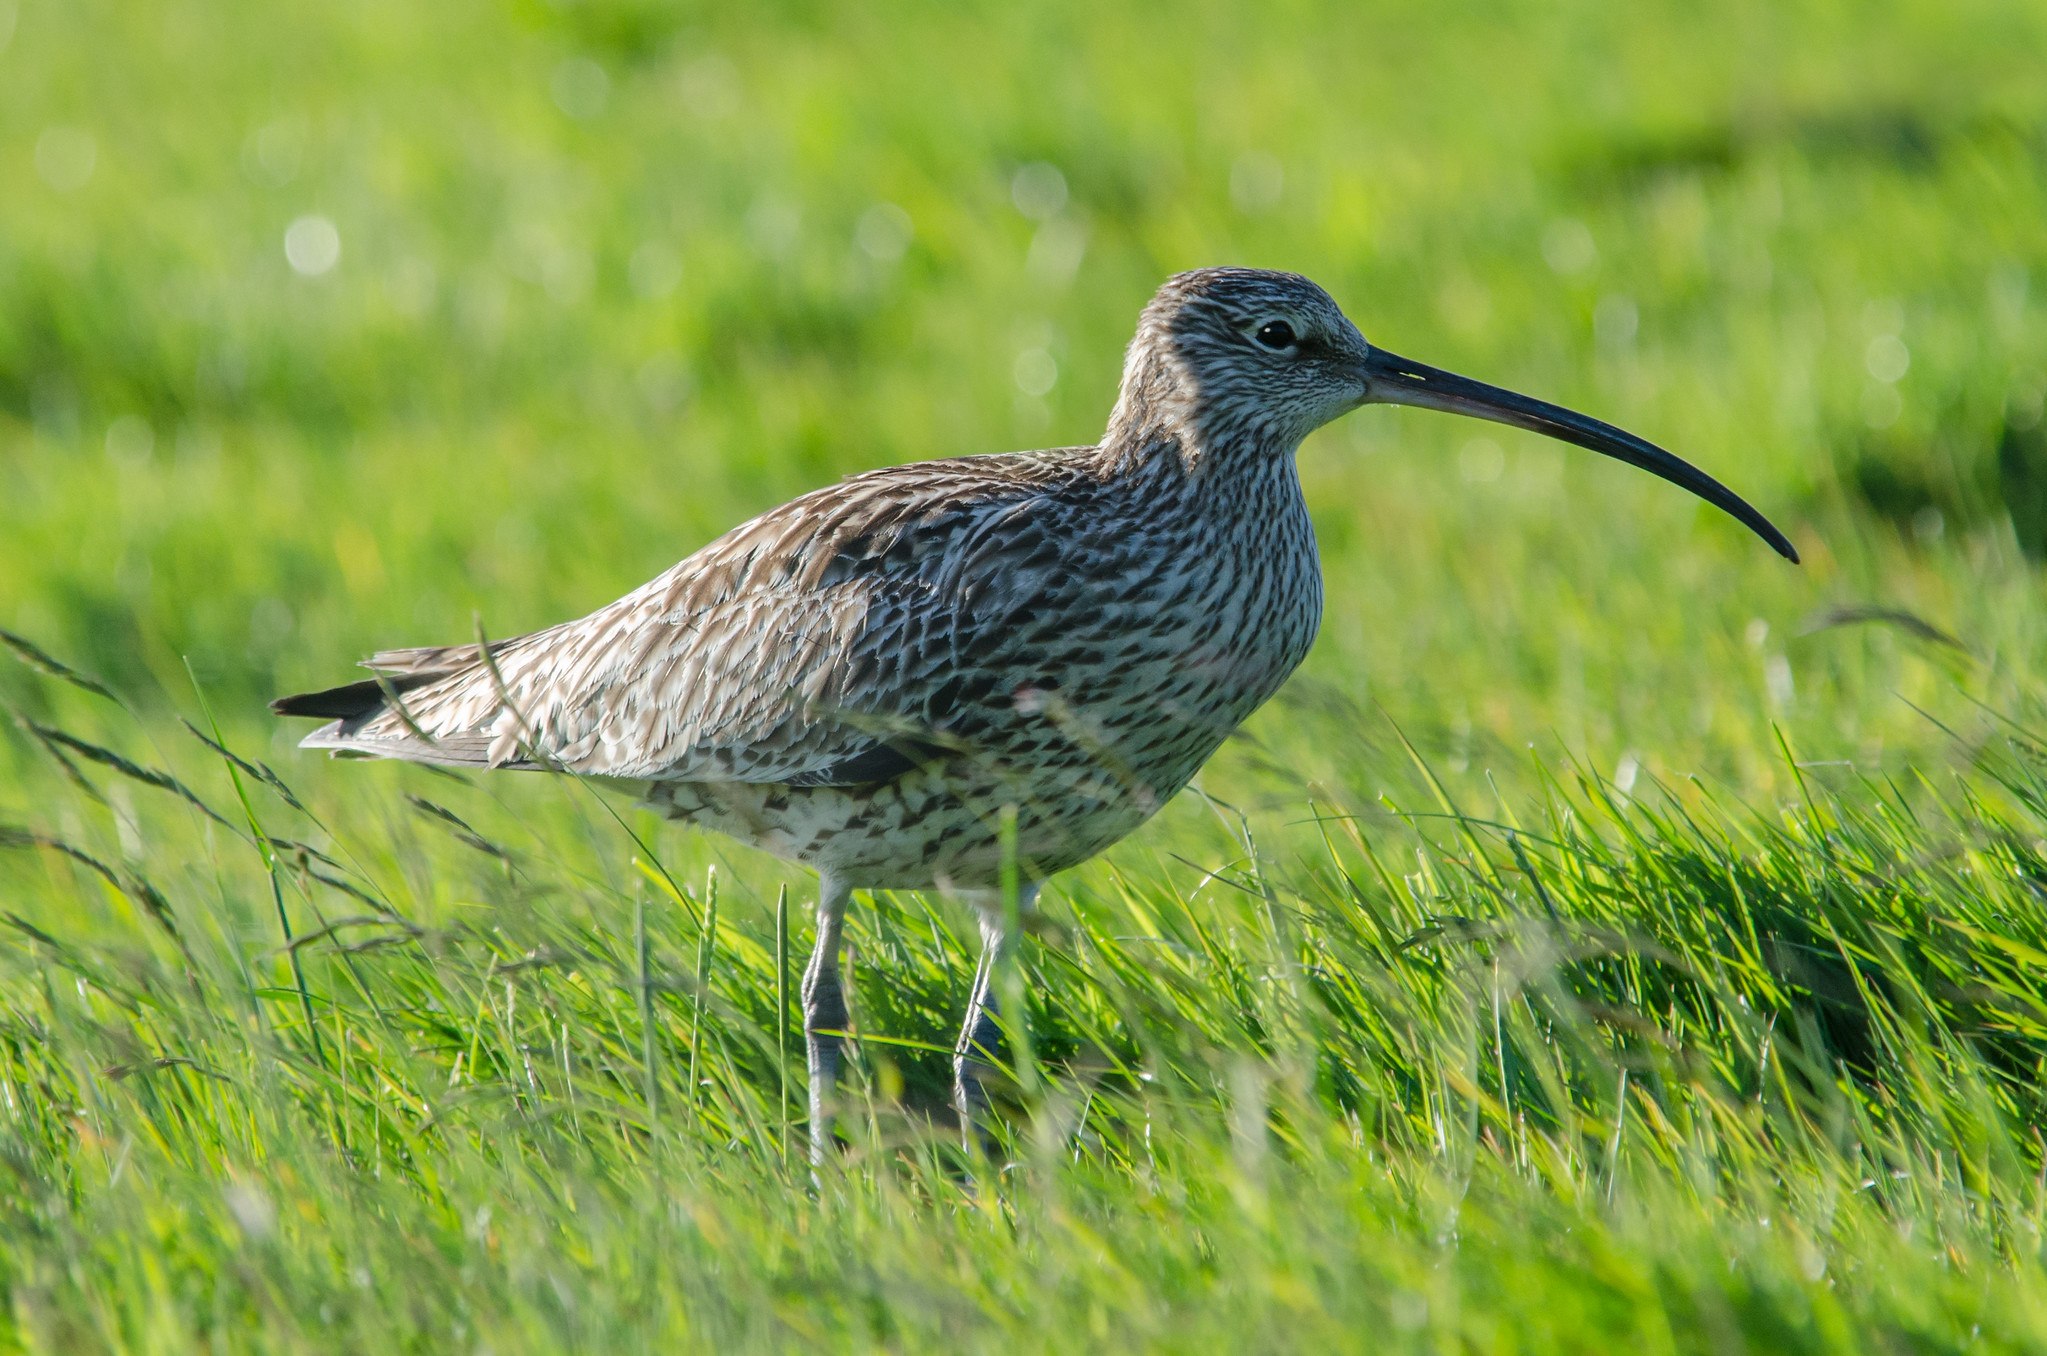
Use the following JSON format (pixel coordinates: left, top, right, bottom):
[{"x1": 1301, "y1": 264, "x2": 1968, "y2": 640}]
[
  {"x1": 644, "y1": 762, "x2": 1160, "y2": 890},
  {"x1": 646, "y1": 616, "x2": 1314, "y2": 889}
]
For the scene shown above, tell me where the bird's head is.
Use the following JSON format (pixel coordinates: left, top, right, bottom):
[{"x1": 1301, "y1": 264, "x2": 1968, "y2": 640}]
[
  {"x1": 1113, "y1": 268, "x2": 1371, "y2": 450},
  {"x1": 1109, "y1": 266, "x2": 1797, "y2": 562}
]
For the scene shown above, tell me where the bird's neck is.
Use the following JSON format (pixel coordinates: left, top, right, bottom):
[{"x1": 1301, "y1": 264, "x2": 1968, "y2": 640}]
[
  {"x1": 1096, "y1": 408, "x2": 1301, "y2": 493},
  {"x1": 1087, "y1": 428, "x2": 1307, "y2": 558},
  {"x1": 1097, "y1": 349, "x2": 1303, "y2": 485}
]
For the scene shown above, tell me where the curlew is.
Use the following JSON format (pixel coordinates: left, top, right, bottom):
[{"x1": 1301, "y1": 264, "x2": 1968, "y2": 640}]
[{"x1": 274, "y1": 268, "x2": 1796, "y2": 1163}]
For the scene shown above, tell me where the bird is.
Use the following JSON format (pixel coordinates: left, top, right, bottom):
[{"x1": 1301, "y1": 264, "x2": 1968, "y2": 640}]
[{"x1": 273, "y1": 267, "x2": 1796, "y2": 1165}]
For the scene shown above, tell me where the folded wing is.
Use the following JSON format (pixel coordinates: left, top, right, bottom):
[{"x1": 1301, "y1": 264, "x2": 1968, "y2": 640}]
[{"x1": 273, "y1": 451, "x2": 1082, "y2": 787}]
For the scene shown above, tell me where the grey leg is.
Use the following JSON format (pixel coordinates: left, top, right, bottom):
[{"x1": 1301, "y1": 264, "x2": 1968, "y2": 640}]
[
  {"x1": 802, "y1": 873, "x2": 852, "y2": 1169},
  {"x1": 954, "y1": 885, "x2": 1038, "y2": 1152}
]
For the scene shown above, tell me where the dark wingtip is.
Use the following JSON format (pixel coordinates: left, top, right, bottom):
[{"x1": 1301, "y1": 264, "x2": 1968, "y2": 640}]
[{"x1": 271, "y1": 678, "x2": 390, "y2": 721}]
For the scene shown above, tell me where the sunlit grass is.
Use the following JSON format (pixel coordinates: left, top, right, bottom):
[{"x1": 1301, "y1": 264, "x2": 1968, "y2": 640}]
[{"x1": 8, "y1": 649, "x2": 2047, "y2": 1349}]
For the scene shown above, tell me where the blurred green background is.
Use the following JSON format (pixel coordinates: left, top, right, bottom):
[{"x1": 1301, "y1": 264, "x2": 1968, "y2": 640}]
[
  {"x1": 5, "y1": 0, "x2": 2044, "y2": 795},
  {"x1": 7, "y1": 0, "x2": 2047, "y2": 1348}
]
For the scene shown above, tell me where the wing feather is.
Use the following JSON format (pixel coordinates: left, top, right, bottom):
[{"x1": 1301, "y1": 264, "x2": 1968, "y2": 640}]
[{"x1": 279, "y1": 450, "x2": 1087, "y2": 786}]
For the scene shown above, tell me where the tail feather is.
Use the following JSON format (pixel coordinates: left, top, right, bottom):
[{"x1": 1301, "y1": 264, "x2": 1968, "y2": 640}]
[
  {"x1": 298, "y1": 720, "x2": 503, "y2": 767},
  {"x1": 272, "y1": 633, "x2": 529, "y2": 722},
  {"x1": 276, "y1": 673, "x2": 507, "y2": 768},
  {"x1": 273, "y1": 634, "x2": 537, "y2": 769},
  {"x1": 364, "y1": 640, "x2": 513, "y2": 677}
]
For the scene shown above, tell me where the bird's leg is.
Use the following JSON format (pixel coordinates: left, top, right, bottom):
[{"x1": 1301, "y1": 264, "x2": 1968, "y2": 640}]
[
  {"x1": 801, "y1": 874, "x2": 851, "y2": 1170},
  {"x1": 954, "y1": 884, "x2": 1038, "y2": 1154},
  {"x1": 953, "y1": 912, "x2": 1006, "y2": 1146}
]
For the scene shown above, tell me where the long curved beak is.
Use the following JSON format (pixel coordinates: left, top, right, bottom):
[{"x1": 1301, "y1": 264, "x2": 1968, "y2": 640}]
[{"x1": 1361, "y1": 348, "x2": 1799, "y2": 563}]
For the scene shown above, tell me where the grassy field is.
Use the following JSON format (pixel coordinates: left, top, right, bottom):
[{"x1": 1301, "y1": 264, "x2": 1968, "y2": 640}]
[{"x1": 5, "y1": 0, "x2": 2047, "y2": 1348}]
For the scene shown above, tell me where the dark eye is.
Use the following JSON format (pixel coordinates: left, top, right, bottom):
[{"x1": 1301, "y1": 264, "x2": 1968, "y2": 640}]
[{"x1": 1254, "y1": 320, "x2": 1298, "y2": 351}]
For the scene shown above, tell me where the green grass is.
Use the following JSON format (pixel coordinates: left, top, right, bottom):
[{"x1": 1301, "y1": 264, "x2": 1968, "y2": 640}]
[{"x1": 5, "y1": 0, "x2": 2047, "y2": 1347}]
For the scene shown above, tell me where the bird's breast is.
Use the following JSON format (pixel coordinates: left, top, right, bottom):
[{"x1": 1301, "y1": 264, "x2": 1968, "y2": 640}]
[
  {"x1": 1175, "y1": 497, "x2": 1323, "y2": 716},
  {"x1": 1008, "y1": 485, "x2": 1321, "y2": 795}
]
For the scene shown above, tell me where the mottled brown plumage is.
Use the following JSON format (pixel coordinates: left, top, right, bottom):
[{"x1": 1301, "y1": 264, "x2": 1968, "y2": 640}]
[{"x1": 277, "y1": 267, "x2": 1794, "y2": 1161}]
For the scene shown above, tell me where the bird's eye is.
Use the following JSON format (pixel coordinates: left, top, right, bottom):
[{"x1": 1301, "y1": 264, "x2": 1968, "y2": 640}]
[{"x1": 1254, "y1": 320, "x2": 1298, "y2": 351}]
